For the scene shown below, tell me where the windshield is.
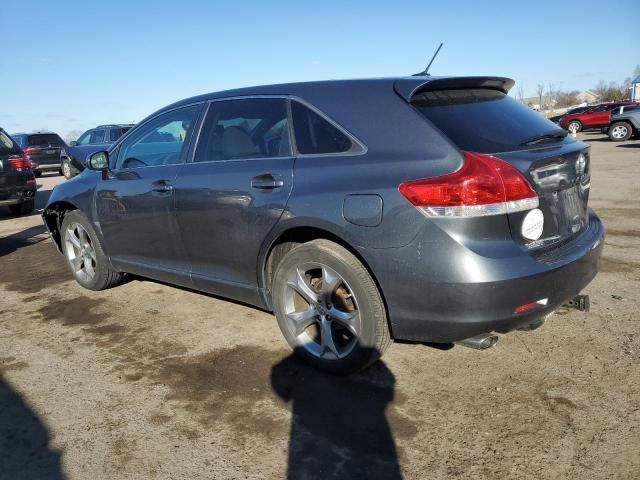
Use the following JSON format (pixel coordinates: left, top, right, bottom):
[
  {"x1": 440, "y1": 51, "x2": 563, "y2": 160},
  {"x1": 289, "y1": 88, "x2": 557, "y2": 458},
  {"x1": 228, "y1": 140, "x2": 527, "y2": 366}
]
[{"x1": 411, "y1": 89, "x2": 566, "y2": 153}]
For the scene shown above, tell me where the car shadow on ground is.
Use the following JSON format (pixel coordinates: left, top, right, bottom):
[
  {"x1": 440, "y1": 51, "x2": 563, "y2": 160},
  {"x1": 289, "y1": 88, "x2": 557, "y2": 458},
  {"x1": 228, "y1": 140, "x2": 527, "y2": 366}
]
[
  {"x1": 0, "y1": 188, "x2": 52, "y2": 223},
  {"x1": 616, "y1": 143, "x2": 640, "y2": 148},
  {"x1": 271, "y1": 350, "x2": 403, "y2": 480},
  {"x1": 0, "y1": 376, "x2": 64, "y2": 479},
  {"x1": 0, "y1": 224, "x2": 49, "y2": 257}
]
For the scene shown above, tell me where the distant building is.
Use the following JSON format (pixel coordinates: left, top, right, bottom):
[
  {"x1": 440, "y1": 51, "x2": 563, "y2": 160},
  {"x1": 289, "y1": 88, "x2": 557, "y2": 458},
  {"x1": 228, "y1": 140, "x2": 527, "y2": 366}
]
[
  {"x1": 631, "y1": 76, "x2": 640, "y2": 102},
  {"x1": 575, "y1": 90, "x2": 598, "y2": 104}
]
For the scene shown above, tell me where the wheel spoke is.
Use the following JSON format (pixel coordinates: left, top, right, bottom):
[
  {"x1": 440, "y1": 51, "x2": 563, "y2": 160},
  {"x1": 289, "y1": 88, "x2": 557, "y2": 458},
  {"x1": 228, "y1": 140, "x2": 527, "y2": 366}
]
[
  {"x1": 287, "y1": 307, "x2": 318, "y2": 335},
  {"x1": 287, "y1": 269, "x2": 319, "y2": 305},
  {"x1": 328, "y1": 306, "x2": 359, "y2": 334},
  {"x1": 321, "y1": 266, "x2": 341, "y2": 296},
  {"x1": 71, "y1": 255, "x2": 83, "y2": 271},
  {"x1": 78, "y1": 227, "x2": 89, "y2": 246},
  {"x1": 84, "y1": 259, "x2": 96, "y2": 277},
  {"x1": 67, "y1": 230, "x2": 81, "y2": 250},
  {"x1": 320, "y1": 317, "x2": 340, "y2": 358}
]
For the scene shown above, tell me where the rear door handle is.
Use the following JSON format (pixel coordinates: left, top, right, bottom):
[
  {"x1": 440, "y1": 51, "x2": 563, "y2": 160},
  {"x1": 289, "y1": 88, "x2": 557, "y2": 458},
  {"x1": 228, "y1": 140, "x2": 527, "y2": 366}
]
[
  {"x1": 251, "y1": 174, "x2": 284, "y2": 190},
  {"x1": 151, "y1": 180, "x2": 174, "y2": 194}
]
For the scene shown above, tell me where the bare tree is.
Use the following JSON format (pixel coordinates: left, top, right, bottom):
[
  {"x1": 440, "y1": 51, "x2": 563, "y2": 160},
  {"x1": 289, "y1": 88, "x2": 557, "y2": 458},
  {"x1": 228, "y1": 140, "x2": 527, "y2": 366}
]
[
  {"x1": 547, "y1": 83, "x2": 556, "y2": 113},
  {"x1": 594, "y1": 80, "x2": 608, "y2": 101},
  {"x1": 536, "y1": 84, "x2": 545, "y2": 111},
  {"x1": 31, "y1": 128, "x2": 52, "y2": 133},
  {"x1": 516, "y1": 81, "x2": 525, "y2": 102},
  {"x1": 64, "y1": 130, "x2": 83, "y2": 144}
]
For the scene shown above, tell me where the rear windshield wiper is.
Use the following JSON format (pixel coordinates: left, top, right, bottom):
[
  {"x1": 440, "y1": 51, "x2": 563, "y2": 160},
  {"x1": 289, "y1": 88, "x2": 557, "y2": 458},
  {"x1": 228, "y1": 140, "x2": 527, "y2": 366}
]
[{"x1": 520, "y1": 129, "x2": 568, "y2": 146}]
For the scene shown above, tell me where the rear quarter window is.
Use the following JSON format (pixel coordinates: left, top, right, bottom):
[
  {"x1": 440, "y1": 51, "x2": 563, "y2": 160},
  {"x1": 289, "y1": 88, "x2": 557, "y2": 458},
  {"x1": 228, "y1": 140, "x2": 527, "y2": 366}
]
[
  {"x1": 411, "y1": 89, "x2": 563, "y2": 153},
  {"x1": 291, "y1": 101, "x2": 362, "y2": 155}
]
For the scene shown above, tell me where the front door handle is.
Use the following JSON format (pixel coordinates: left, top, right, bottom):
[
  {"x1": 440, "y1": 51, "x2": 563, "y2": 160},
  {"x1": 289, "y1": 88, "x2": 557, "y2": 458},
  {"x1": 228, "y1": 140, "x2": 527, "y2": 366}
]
[
  {"x1": 151, "y1": 180, "x2": 174, "y2": 194},
  {"x1": 251, "y1": 174, "x2": 284, "y2": 190}
]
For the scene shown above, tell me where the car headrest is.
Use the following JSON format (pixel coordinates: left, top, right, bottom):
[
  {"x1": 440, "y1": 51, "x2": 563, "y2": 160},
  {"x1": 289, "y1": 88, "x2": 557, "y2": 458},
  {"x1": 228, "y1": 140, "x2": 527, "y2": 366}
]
[{"x1": 222, "y1": 126, "x2": 257, "y2": 159}]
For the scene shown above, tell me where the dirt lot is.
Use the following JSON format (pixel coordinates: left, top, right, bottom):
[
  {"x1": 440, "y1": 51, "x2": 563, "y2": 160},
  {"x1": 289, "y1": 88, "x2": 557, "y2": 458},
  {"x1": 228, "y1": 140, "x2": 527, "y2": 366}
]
[{"x1": 1, "y1": 133, "x2": 638, "y2": 480}]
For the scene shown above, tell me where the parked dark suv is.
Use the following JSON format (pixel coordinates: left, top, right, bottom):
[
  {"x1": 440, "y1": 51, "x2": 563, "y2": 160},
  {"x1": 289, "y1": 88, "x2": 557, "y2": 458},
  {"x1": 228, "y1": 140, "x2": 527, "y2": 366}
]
[
  {"x1": 43, "y1": 76, "x2": 603, "y2": 373},
  {"x1": 60, "y1": 124, "x2": 134, "y2": 178},
  {"x1": 1, "y1": 127, "x2": 36, "y2": 215},
  {"x1": 11, "y1": 132, "x2": 66, "y2": 177}
]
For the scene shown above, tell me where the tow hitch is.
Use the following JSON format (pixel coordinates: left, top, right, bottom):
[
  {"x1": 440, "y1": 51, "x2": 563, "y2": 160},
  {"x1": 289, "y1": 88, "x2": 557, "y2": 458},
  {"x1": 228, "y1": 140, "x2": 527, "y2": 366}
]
[{"x1": 563, "y1": 294, "x2": 590, "y2": 312}]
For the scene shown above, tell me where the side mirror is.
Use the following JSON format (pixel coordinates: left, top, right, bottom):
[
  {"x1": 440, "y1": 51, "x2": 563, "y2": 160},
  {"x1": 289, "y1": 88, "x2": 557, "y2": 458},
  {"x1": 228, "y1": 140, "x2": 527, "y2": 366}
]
[
  {"x1": 69, "y1": 140, "x2": 78, "y2": 146},
  {"x1": 87, "y1": 151, "x2": 109, "y2": 171}
]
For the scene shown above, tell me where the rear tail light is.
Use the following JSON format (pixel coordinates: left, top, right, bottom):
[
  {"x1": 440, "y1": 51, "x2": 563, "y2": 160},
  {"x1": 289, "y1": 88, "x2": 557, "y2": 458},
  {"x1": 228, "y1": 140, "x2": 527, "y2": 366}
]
[
  {"x1": 8, "y1": 154, "x2": 32, "y2": 171},
  {"x1": 398, "y1": 151, "x2": 538, "y2": 217}
]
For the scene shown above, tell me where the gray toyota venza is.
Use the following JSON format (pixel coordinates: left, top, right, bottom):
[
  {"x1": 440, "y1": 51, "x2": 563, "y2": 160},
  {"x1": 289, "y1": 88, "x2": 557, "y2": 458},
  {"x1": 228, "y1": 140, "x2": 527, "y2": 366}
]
[{"x1": 43, "y1": 76, "x2": 604, "y2": 373}]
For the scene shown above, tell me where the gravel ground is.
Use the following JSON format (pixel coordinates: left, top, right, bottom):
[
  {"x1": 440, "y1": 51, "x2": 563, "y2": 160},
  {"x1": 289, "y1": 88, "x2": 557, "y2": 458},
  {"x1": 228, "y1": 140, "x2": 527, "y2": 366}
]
[{"x1": 1, "y1": 133, "x2": 638, "y2": 480}]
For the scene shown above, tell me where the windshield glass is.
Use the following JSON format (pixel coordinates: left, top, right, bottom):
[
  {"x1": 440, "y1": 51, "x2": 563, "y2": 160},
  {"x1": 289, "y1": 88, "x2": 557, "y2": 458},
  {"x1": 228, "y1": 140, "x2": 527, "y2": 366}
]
[{"x1": 411, "y1": 89, "x2": 565, "y2": 153}]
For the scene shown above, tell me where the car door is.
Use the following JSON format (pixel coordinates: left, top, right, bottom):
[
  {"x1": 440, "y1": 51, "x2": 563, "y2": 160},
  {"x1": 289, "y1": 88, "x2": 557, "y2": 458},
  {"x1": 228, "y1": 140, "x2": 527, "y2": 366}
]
[
  {"x1": 174, "y1": 97, "x2": 294, "y2": 304},
  {"x1": 584, "y1": 106, "x2": 609, "y2": 126},
  {"x1": 96, "y1": 104, "x2": 202, "y2": 286}
]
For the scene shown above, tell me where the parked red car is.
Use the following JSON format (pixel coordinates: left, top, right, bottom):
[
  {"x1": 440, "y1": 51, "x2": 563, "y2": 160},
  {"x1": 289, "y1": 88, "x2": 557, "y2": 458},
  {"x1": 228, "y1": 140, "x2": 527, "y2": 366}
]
[{"x1": 560, "y1": 102, "x2": 640, "y2": 132}]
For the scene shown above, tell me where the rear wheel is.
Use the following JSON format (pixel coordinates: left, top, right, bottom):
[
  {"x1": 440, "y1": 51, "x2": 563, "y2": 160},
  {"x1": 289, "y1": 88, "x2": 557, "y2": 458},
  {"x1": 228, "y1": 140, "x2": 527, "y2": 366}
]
[
  {"x1": 60, "y1": 210, "x2": 122, "y2": 290},
  {"x1": 567, "y1": 120, "x2": 582, "y2": 133},
  {"x1": 34, "y1": 171, "x2": 42, "y2": 178},
  {"x1": 272, "y1": 239, "x2": 390, "y2": 374},
  {"x1": 8, "y1": 199, "x2": 34, "y2": 216},
  {"x1": 608, "y1": 122, "x2": 632, "y2": 142}
]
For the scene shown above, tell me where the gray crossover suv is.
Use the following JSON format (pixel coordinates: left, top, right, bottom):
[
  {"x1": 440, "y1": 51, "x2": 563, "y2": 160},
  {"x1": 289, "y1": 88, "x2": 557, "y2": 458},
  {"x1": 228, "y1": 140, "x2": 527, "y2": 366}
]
[{"x1": 43, "y1": 76, "x2": 604, "y2": 373}]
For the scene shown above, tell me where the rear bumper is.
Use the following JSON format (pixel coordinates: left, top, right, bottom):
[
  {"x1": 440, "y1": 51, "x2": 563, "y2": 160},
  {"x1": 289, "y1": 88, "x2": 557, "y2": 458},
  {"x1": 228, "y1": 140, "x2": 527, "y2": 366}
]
[
  {"x1": 0, "y1": 186, "x2": 36, "y2": 205},
  {"x1": 364, "y1": 210, "x2": 604, "y2": 343}
]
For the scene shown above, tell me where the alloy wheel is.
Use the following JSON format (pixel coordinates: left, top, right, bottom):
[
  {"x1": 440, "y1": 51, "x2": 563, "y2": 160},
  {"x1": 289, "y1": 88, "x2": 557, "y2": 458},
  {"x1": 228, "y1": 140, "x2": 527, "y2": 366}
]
[
  {"x1": 62, "y1": 161, "x2": 71, "y2": 179},
  {"x1": 64, "y1": 223, "x2": 97, "y2": 282},
  {"x1": 282, "y1": 263, "x2": 360, "y2": 360},
  {"x1": 611, "y1": 125, "x2": 628, "y2": 139}
]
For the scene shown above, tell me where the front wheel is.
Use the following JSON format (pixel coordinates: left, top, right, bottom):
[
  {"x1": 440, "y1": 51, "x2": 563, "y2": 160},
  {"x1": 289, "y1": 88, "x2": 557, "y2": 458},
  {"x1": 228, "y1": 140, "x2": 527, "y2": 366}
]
[
  {"x1": 60, "y1": 210, "x2": 122, "y2": 290},
  {"x1": 567, "y1": 120, "x2": 582, "y2": 133},
  {"x1": 608, "y1": 122, "x2": 632, "y2": 142},
  {"x1": 61, "y1": 159, "x2": 73, "y2": 179},
  {"x1": 272, "y1": 239, "x2": 391, "y2": 374}
]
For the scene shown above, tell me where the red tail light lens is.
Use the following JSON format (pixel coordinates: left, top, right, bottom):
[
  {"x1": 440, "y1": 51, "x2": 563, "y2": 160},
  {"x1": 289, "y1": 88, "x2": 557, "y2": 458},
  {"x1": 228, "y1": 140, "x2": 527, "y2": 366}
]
[
  {"x1": 398, "y1": 151, "x2": 538, "y2": 217},
  {"x1": 8, "y1": 154, "x2": 32, "y2": 171},
  {"x1": 23, "y1": 147, "x2": 39, "y2": 155}
]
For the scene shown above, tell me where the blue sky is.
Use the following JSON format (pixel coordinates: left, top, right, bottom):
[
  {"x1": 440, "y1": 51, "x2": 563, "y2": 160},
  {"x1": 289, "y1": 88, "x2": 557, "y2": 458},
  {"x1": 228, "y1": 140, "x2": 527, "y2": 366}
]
[{"x1": 2, "y1": 0, "x2": 638, "y2": 136}]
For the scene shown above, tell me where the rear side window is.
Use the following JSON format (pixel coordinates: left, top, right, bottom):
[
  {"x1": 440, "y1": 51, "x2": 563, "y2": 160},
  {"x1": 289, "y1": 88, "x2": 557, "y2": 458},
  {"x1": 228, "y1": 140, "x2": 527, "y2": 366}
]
[
  {"x1": 0, "y1": 130, "x2": 19, "y2": 152},
  {"x1": 11, "y1": 134, "x2": 26, "y2": 148},
  {"x1": 196, "y1": 98, "x2": 291, "y2": 162},
  {"x1": 109, "y1": 128, "x2": 122, "y2": 141},
  {"x1": 412, "y1": 89, "x2": 563, "y2": 153},
  {"x1": 28, "y1": 134, "x2": 65, "y2": 147},
  {"x1": 291, "y1": 101, "x2": 359, "y2": 155}
]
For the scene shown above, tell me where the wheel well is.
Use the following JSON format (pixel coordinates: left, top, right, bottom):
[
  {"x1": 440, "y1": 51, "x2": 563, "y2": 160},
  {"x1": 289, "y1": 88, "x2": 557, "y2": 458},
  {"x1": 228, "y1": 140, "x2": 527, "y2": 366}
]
[
  {"x1": 262, "y1": 227, "x2": 391, "y2": 333},
  {"x1": 42, "y1": 201, "x2": 77, "y2": 252}
]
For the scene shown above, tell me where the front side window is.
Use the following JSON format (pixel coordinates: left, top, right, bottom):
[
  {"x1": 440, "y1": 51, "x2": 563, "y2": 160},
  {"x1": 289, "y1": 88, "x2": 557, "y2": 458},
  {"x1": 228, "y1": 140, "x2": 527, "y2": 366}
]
[
  {"x1": 195, "y1": 98, "x2": 291, "y2": 162},
  {"x1": 290, "y1": 101, "x2": 358, "y2": 155},
  {"x1": 115, "y1": 105, "x2": 199, "y2": 170}
]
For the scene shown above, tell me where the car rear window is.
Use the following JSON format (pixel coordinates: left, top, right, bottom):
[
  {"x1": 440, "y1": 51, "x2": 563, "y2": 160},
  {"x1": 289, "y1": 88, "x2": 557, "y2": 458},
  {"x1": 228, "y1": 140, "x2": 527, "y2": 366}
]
[
  {"x1": 28, "y1": 134, "x2": 64, "y2": 147},
  {"x1": 411, "y1": 89, "x2": 561, "y2": 153}
]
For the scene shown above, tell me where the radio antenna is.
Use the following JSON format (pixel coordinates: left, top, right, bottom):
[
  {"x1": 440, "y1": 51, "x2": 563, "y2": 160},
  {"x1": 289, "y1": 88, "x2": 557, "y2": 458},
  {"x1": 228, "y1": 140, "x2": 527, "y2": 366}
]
[{"x1": 414, "y1": 42, "x2": 443, "y2": 76}]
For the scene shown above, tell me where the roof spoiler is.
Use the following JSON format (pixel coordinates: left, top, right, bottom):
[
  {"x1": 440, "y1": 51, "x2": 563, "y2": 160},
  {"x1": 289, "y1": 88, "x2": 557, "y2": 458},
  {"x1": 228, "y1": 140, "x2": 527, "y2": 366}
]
[{"x1": 394, "y1": 76, "x2": 515, "y2": 102}]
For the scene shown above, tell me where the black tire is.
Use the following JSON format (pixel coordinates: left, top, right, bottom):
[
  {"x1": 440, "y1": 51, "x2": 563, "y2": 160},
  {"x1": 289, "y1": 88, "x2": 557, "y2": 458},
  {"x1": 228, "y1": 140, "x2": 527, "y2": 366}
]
[
  {"x1": 272, "y1": 239, "x2": 391, "y2": 374},
  {"x1": 34, "y1": 171, "x2": 42, "y2": 178},
  {"x1": 608, "y1": 122, "x2": 633, "y2": 142},
  {"x1": 60, "y1": 210, "x2": 122, "y2": 290},
  {"x1": 8, "y1": 199, "x2": 34, "y2": 216},
  {"x1": 567, "y1": 120, "x2": 582, "y2": 133}
]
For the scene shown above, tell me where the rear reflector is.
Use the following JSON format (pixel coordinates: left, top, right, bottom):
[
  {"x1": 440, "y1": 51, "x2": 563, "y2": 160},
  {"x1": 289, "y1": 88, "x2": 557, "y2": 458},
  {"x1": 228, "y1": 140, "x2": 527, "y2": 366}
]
[
  {"x1": 513, "y1": 298, "x2": 548, "y2": 314},
  {"x1": 399, "y1": 151, "x2": 538, "y2": 217}
]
